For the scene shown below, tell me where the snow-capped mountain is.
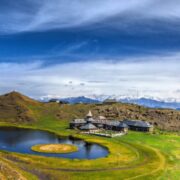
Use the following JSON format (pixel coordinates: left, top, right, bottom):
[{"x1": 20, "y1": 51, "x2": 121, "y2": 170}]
[
  {"x1": 119, "y1": 98, "x2": 180, "y2": 110},
  {"x1": 39, "y1": 95, "x2": 180, "y2": 110},
  {"x1": 59, "y1": 96, "x2": 100, "y2": 104}
]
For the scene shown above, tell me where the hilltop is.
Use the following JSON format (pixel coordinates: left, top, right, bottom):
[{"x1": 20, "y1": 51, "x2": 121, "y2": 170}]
[
  {"x1": 0, "y1": 91, "x2": 40, "y2": 123},
  {"x1": 0, "y1": 91, "x2": 179, "y2": 131}
]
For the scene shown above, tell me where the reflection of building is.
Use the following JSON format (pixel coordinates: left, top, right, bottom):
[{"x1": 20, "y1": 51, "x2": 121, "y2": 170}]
[{"x1": 70, "y1": 111, "x2": 153, "y2": 133}]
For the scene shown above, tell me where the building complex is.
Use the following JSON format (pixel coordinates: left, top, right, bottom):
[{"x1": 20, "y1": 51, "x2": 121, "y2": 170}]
[{"x1": 70, "y1": 111, "x2": 153, "y2": 133}]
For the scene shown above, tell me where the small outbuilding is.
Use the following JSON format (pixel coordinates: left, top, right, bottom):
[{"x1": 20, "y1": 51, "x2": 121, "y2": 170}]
[
  {"x1": 105, "y1": 121, "x2": 129, "y2": 132},
  {"x1": 123, "y1": 120, "x2": 153, "y2": 132}
]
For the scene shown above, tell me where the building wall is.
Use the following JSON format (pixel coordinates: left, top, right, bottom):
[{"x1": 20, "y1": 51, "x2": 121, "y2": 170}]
[
  {"x1": 70, "y1": 123, "x2": 86, "y2": 129},
  {"x1": 128, "y1": 126, "x2": 152, "y2": 132}
]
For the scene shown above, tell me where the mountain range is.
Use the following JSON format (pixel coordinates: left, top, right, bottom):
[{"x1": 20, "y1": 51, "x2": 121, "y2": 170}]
[
  {"x1": 42, "y1": 96, "x2": 180, "y2": 110},
  {"x1": 119, "y1": 98, "x2": 180, "y2": 110}
]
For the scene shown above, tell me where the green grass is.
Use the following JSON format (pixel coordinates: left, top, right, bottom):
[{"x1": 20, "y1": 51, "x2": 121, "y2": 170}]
[
  {"x1": 0, "y1": 116, "x2": 179, "y2": 179},
  {"x1": 121, "y1": 131, "x2": 180, "y2": 179}
]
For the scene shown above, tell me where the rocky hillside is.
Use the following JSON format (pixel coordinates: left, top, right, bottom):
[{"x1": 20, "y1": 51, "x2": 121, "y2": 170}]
[
  {"x1": 90, "y1": 104, "x2": 180, "y2": 131},
  {"x1": 0, "y1": 92, "x2": 179, "y2": 131}
]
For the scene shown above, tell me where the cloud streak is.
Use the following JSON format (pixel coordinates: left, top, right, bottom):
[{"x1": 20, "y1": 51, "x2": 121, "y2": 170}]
[
  {"x1": 0, "y1": 53, "x2": 179, "y2": 101},
  {"x1": 1, "y1": 1, "x2": 180, "y2": 102},
  {"x1": 1, "y1": 0, "x2": 180, "y2": 34}
]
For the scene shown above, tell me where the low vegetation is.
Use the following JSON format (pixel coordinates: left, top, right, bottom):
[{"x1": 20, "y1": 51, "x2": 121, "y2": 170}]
[
  {"x1": 0, "y1": 119, "x2": 179, "y2": 180},
  {"x1": 31, "y1": 144, "x2": 78, "y2": 154}
]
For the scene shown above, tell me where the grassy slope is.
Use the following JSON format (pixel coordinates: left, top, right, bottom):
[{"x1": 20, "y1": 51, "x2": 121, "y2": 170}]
[
  {"x1": 0, "y1": 118, "x2": 179, "y2": 180},
  {"x1": 121, "y1": 132, "x2": 180, "y2": 179},
  {"x1": 0, "y1": 154, "x2": 37, "y2": 180},
  {"x1": 0, "y1": 92, "x2": 179, "y2": 179}
]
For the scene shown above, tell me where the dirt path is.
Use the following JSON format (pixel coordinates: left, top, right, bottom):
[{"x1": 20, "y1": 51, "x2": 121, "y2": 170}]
[
  {"x1": 125, "y1": 146, "x2": 166, "y2": 180},
  {"x1": 46, "y1": 151, "x2": 149, "y2": 172}
]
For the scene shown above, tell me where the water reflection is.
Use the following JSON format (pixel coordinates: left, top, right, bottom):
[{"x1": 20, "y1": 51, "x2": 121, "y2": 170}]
[{"x1": 0, "y1": 127, "x2": 108, "y2": 159}]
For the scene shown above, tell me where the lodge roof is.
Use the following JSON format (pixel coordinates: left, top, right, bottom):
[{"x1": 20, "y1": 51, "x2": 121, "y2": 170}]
[
  {"x1": 106, "y1": 121, "x2": 128, "y2": 128},
  {"x1": 80, "y1": 123, "x2": 97, "y2": 130},
  {"x1": 86, "y1": 117, "x2": 95, "y2": 122},
  {"x1": 72, "y1": 118, "x2": 152, "y2": 129},
  {"x1": 123, "y1": 120, "x2": 153, "y2": 128},
  {"x1": 70, "y1": 119, "x2": 86, "y2": 124},
  {"x1": 98, "y1": 116, "x2": 106, "y2": 120}
]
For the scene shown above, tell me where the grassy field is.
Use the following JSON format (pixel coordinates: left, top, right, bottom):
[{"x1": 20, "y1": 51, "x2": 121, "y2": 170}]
[
  {"x1": 0, "y1": 118, "x2": 179, "y2": 180},
  {"x1": 0, "y1": 100, "x2": 179, "y2": 179}
]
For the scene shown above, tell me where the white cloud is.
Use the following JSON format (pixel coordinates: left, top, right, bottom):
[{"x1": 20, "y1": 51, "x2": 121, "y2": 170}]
[
  {"x1": 0, "y1": 53, "x2": 180, "y2": 101},
  {"x1": 1, "y1": 0, "x2": 180, "y2": 33}
]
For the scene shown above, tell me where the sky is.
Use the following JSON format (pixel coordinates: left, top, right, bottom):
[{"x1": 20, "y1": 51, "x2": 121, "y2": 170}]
[{"x1": 0, "y1": 0, "x2": 180, "y2": 101}]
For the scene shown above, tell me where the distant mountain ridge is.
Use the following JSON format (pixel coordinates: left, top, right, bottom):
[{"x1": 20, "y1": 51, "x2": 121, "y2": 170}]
[
  {"x1": 45, "y1": 96, "x2": 180, "y2": 110},
  {"x1": 119, "y1": 98, "x2": 180, "y2": 110},
  {"x1": 60, "y1": 96, "x2": 100, "y2": 104}
]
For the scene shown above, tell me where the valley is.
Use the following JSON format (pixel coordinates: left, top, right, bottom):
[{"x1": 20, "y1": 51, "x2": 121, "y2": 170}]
[{"x1": 0, "y1": 92, "x2": 179, "y2": 179}]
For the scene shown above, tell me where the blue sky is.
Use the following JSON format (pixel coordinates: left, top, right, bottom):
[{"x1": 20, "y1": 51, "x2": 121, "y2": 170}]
[{"x1": 0, "y1": 0, "x2": 180, "y2": 100}]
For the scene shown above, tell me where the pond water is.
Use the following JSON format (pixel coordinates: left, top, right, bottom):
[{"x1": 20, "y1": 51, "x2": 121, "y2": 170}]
[{"x1": 0, "y1": 127, "x2": 109, "y2": 159}]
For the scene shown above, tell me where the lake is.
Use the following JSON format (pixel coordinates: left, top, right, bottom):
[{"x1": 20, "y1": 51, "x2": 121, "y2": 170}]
[{"x1": 0, "y1": 127, "x2": 108, "y2": 159}]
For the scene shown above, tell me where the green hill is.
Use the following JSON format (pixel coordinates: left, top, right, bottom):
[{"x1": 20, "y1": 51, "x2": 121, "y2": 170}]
[
  {"x1": 0, "y1": 91, "x2": 40, "y2": 123},
  {"x1": 0, "y1": 91, "x2": 179, "y2": 131}
]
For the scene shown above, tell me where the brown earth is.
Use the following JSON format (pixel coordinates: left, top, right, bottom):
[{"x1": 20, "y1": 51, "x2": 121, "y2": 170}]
[
  {"x1": 0, "y1": 91, "x2": 179, "y2": 131},
  {"x1": 31, "y1": 144, "x2": 78, "y2": 153}
]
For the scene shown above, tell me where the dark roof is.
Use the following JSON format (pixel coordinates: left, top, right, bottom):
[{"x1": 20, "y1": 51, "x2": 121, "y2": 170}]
[
  {"x1": 106, "y1": 121, "x2": 128, "y2": 128},
  {"x1": 119, "y1": 122, "x2": 129, "y2": 128},
  {"x1": 106, "y1": 120, "x2": 119, "y2": 126},
  {"x1": 86, "y1": 117, "x2": 95, "y2": 122},
  {"x1": 123, "y1": 120, "x2": 153, "y2": 128},
  {"x1": 80, "y1": 123, "x2": 97, "y2": 130}
]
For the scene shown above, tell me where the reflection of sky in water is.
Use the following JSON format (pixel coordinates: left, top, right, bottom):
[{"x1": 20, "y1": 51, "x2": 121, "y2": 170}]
[{"x1": 0, "y1": 127, "x2": 108, "y2": 159}]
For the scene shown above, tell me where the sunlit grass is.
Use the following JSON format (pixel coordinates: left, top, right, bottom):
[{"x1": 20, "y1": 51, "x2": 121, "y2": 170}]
[{"x1": 0, "y1": 109, "x2": 179, "y2": 179}]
